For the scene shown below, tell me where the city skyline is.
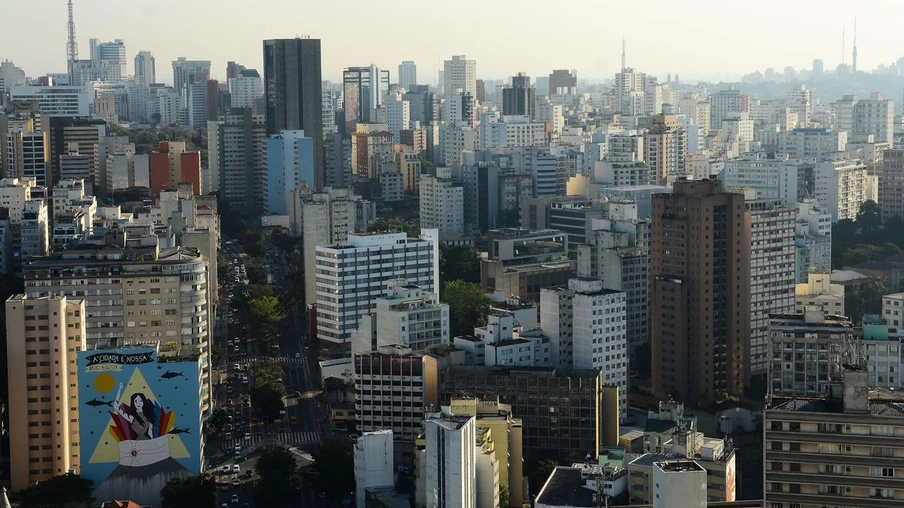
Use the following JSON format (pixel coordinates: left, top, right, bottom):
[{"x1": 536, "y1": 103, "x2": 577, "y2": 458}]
[{"x1": 2, "y1": 0, "x2": 902, "y2": 84}]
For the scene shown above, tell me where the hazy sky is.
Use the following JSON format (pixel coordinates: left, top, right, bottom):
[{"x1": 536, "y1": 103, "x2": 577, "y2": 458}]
[{"x1": 3, "y1": 0, "x2": 902, "y2": 84}]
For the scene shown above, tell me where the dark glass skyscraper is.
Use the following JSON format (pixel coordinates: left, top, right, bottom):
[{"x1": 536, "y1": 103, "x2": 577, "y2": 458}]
[{"x1": 263, "y1": 38, "x2": 323, "y2": 189}]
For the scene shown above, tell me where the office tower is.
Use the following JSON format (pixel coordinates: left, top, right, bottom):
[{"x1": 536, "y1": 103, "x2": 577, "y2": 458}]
[
  {"x1": 549, "y1": 69, "x2": 577, "y2": 96},
  {"x1": 384, "y1": 91, "x2": 410, "y2": 144},
  {"x1": 96, "y1": 135, "x2": 133, "y2": 193},
  {"x1": 352, "y1": 280, "x2": 449, "y2": 353},
  {"x1": 879, "y1": 149, "x2": 904, "y2": 220},
  {"x1": 451, "y1": 160, "x2": 499, "y2": 233},
  {"x1": 403, "y1": 88, "x2": 436, "y2": 126},
  {"x1": 547, "y1": 198, "x2": 607, "y2": 255},
  {"x1": 321, "y1": 88, "x2": 337, "y2": 135},
  {"x1": 95, "y1": 39, "x2": 127, "y2": 80},
  {"x1": 474, "y1": 79, "x2": 486, "y2": 103},
  {"x1": 502, "y1": 73, "x2": 535, "y2": 117},
  {"x1": 263, "y1": 39, "x2": 323, "y2": 189},
  {"x1": 399, "y1": 60, "x2": 417, "y2": 90},
  {"x1": 184, "y1": 81, "x2": 207, "y2": 129},
  {"x1": 768, "y1": 309, "x2": 856, "y2": 397},
  {"x1": 298, "y1": 187, "x2": 374, "y2": 303},
  {"x1": 61, "y1": 120, "x2": 105, "y2": 187},
  {"x1": 614, "y1": 67, "x2": 646, "y2": 115},
  {"x1": 226, "y1": 61, "x2": 246, "y2": 80},
  {"x1": 149, "y1": 141, "x2": 201, "y2": 197},
  {"x1": 419, "y1": 167, "x2": 464, "y2": 234},
  {"x1": 23, "y1": 242, "x2": 212, "y2": 412},
  {"x1": 323, "y1": 133, "x2": 348, "y2": 188},
  {"x1": 764, "y1": 367, "x2": 904, "y2": 507},
  {"x1": 577, "y1": 200, "x2": 650, "y2": 364},
  {"x1": 439, "y1": 365, "x2": 617, "y2": 462},
  {"x1": 342, "y1": 65, "x2": 390, "y2": 132},
  {"x1": 443, "y1": 55, "x2": 477, "y2": 98},
  {"x1": 171, "y1": 57, "x2": 211, "y2": 97},
  {"x1": 814, "y1": 158, "x2": 867, "y2": 221},
  {"x1": 651, "y1": 180, "x2": 751, "y2": 404},
  {"x1": 0, "y1": 61, "x2": 27, "y2": 93},
  {"x1": 423, "y1": 416, "x2": 477, "y2": 508},
  {"x1": 207, "y1": 108, "x2": 265, "y2": 214},
  {"x1": 9, "y1": 86, "x2": 91, "y2": 117},
  {"x1": 525, "y1": 147, "x2": 564, "y2": 197},
  {"x1": 354, "y1": 347, "x2": 439, "y2": 447},
  {"x1": 747, "y1": 198, "x2": 796, "y2": 378},
  {"x1": 643, "y1": 114, "x2": 687, "y2": 186},
  {"x1": 397, "y1": 149, "x2": 421, "y2": 192},
  {"x1": 708, "y1": 89, "x2": 749, "y2": 131},
  {"x1": 228, "y1": 69, "x2": 262, "y2": 112},
  {"x1": 134, "y1": 50, "x2": 155, "y2": 85},
  {"x1": 354, "y1": 430, "x2": 394, "y2": 508},
  {"x1": 7, "y1": 123, "x2": 50, "y2": 186},
  {"x1": 350, "y1": 124, "x2": 393, "y2": 180},
  {"x1": 5, "y1": 294, "x2": 86, "y2": 491},
  {"x1": 315, "y1": 231, "x2": 438, "y2": 352},
  {"x1": 265, "y1": 129, "x2": 313, "y2": 215}
]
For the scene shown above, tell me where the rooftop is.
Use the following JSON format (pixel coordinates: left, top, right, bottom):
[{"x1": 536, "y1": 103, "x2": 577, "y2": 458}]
[
  {"x1": 535, "y1": 467, "x2": 596, "y2": 507},
  {"x1": 655, "y1": 460, "x2": 705, "y2": 473}
]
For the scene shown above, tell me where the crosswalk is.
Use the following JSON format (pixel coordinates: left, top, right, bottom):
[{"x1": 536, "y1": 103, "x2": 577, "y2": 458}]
[
  {"x1": 223, "y1": 431, "x2": 321, "y2": 451},
  {"x1": 230, "y1": 356, "x2": 307, "y2": 367}
]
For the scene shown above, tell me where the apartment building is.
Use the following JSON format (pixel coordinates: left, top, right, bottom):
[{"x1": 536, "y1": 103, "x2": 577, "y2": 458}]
[
  {"x1": 419, "y1": 167, "x2": 464, "y2": 235},
  {"x1": 351, "y1": 279, "x2": 449, "y2": 353},
  {"x1": 423, "y1": 416, "x2": 477, "y2": 508},
  {"x1": 814, "y1": 158, "x2": 867, "y2": 221},
  {"x1": 5, "y1": 294, "x2": 86, "y2": 491},
  {"x1": 314, "y1": 231, "x2": 438, "y2": 352},
  {"x1": 764, "y1": 367, "x2": 904, "y2": 508},
  {"x1": 794, "y1": 272, "x2": 845, "y2": 316}
]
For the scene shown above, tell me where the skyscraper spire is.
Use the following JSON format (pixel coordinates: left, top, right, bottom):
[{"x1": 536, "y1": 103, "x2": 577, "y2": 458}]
[
  {"x1": 621, "y1": 36, "x2": 626, "y2": 71},
  {"x1": 852, "y1": 17, "x2": 858, "y2": 73},
  {"x1": 66, "y1": 0, "x2": 78, "y2": 84}
]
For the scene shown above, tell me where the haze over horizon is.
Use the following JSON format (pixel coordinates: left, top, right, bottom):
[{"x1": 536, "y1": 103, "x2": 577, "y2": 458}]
[{"x1": 2, "y1": 0, "x2": 903, "y2": 84}]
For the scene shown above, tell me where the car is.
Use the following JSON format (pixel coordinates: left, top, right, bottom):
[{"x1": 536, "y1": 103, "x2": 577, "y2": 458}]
[
  {"x1": 233, "y1": 464, "x2": 241, "y2": 473},
  {"x1": 233, "y1": 364, "x2": 240, "y2": 370},
  {"x1": 225, "y1": 432, "x2": 232, "y2": 440},
  {"x1": 235, "y1": 452, "x2": 243, "y2": 461},
  {"x1": 295, "y1": 352, "x2": 301, "y2": 359},
  {"x1": 244, "y1": 432, "x2": 251, "y2": 440},
  {"x1": 222, "y1": 503, "x2": 228, "y2": 508},
  {"x1": 234, "y1": 443, "x2": 241, "y2": 451},
  {"x1": 221, "y1": 465, "x2": 230, "y2": 474},
  {"x1": 225, "y1": 423, "x2": 233, "y2": 431},
  {"x1": 232, "y1": 478, "x2": 240, "y2": 487},
  {"x1": 231, "y1": 494, "x2": 239, "y2": 504}
]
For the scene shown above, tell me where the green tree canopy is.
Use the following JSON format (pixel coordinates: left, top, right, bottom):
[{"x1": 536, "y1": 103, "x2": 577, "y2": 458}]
[
  {"x1": 439, "y1": 245, "x2": 481, "y2": 284},
  {"x1": 12, "y1": 473, "x2": 95, "y2": 508},
  {"x1": 250, "y1": 383, "x2": 285, "y2": 423},
  {"x1": 441, "y1": 280, "x2": 491, "y2": 337},
  {"x1": 160, "y1": 473, "x2": 217, "y2": 508},
  {"x1": 312, "y1": 439, "x2": 354, "y2": 499},
  {"x1": 368, "y1": 219, "x2": 420, "y2": 238},
  {"x1": 255, "y1": 447, "x2": 297, "y2": 478}
]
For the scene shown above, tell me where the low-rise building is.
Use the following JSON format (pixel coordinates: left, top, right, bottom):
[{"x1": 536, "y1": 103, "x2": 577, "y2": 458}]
[{"x1": 794, "y1": 272, "x2": 845, "y2": 315}]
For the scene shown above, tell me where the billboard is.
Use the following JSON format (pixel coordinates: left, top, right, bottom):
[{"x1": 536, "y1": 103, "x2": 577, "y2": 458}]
[{"x1": 77, "y1": 347, "x2": 202, "y2": 505}]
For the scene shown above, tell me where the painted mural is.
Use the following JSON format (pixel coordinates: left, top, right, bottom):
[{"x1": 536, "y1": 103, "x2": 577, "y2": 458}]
[{"x1": 77, "y1": 347, "x2": 202, "y2": 506}]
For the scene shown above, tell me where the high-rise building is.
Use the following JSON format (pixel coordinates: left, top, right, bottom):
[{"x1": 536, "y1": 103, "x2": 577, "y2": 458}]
[
  {"x1": 352, "y1": 280, "x2": 449, "y2": 353},
  {"x1": 265, "y1": 129, "x2": 313, "y2": 216},
  {"x1": 423, "y1": 415, "x2": 476, "y2": 508},
  {"x1": 879, "y1": 149, "x2": 904, "y2": 220},
  {"x1": 9, "y1": 86, "x2": 91, "y2": 117},
  {"x1": 5, "y1": 294, "x2": 86, "y2": 491},
  {"x1": 6, "y1": 122, "x2": 50, "y2": 186},
  {"x1": 354, "y1": 430, "x2": 395, "y2": 508},
  {"x1": 399, "y1": 61, "x2": 417, "y2": 91},
  {"x1": 419, "y1": 167, "x2": 464, "y2": 234},
  {"x1": 443, "y1": 55, "x2": 476, "y2": 98},
  {"x1": 643, "y1": 114, "x2": 686, "y2": 186},
  {"x1": 746, "y1": 198, "x2": 797, "y2": 378},
  {"x1": 171, "y1": 57, "x2": 211, "y2": 98},
  {"x1": 764, "y1": 367, "x2": 904, "y2": 507},
  {"x1": 502, "y1": 73, "x2": 535, "y2": 117},
  {"x1": 384, "y1": 92, "x2": 410, "y2": 144},
  {"x1": 350, "y1": 123, "x2": 393, "y2": 180},
  {"x1": 263, "y1": 39, "x2": 323, "y2": 189},
  {"x1": 315, "y1": 231, "x2": 438, "y2": 352},
  {"x1": 832, "y1": 92, "x2": 895, "y2": 146},
  {"x1": 92, "y1": 40, "x2": 127, "y2": 81},
  {"x1": 207, "y1": 108, "x2": 265, "y2": 214},
  {"x1": 708, "y1": 89, "x2": 749, "y2": 131},
  {"x1": 548, "y1": 69, "x2": 577, "y2": 96},
  {"x1": 814, "y1": 158, "x2": 867, "y2": 221},
  {"x1": 342, "y1": 65, "x2": 390, "y2": 133},
  {"x1": 148, "y1": 141, "x2": 201, "y2": 197},
  {"x1": 651, "y1": 179, "x2": 751, "y2": 404},
  {"x1": 226, "y1": 61, "x2": 246, "y2": 80},
  {"x1": 720, "y1": 154, "x2": 814, "y2": 208},
  {"x1": 228, "y1": 69, "x2": 263, "y2": 112},
  {"x1": 134, "y1": 50, "x2": 156, "y2": 85},
  {"x1": 186, "y1": 81, "x2": 207, "y2": 129}
]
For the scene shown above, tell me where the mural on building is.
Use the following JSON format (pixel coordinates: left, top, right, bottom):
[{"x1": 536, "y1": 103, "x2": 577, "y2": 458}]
[{"x1": 77, "y1": 347, "x2": 201, "y2": 505}]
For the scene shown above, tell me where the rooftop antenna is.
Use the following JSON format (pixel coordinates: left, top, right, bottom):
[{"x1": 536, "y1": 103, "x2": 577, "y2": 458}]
[
  {"x1": 621, "y1": 35, "x2": 626, "y2": 71},
  {"x1": 852, "y1": 17, "x2": 858, "y2": 73},
  {"x1": 66, "y1": 0, "x2": 78, "y2": 84}
]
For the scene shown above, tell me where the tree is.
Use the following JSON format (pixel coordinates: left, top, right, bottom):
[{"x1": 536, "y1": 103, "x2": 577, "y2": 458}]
[
  {"x1": 439, "y1": 245, "x2": 480, "y2": 284},
  {"x1": 150, "y1": 112, "x2": 161, "y2": 126},
  {"x1": 246, "y1": 257, "x2": 268, "y2": 285},
  {"x1": 498, "y1": 208, "x2": 521, "y2": 228},
  {"x1": 160, "y1": 473, "x2": 217, "y2": 508},
  {"x1": 206, "y1": 408, "x2": 228, "y2": 440},
  {"x1": 442, "y1": 280, "x2": 491, "y2": 337},
  {"x1": 250, "y1": 383, "x2": 285, "y2": 423},
  {"x1": 252, "y1": 474, "x2": 296, "y2": 507},
  {"x1": 255, "y1": 447, "x2": 297, "y2": 478},
  {"x1": 242, "y1": 295, "x2": 288, "y2": 347},
  {"x1": 12, "y1": 473, "x2": 95, "y2": 508},
  {"x1": 369, "y1": 219, "x2": 420, "y2": 238},
  {"x1": 312, "y1": 439, "x2": 354, "y2": 499}
]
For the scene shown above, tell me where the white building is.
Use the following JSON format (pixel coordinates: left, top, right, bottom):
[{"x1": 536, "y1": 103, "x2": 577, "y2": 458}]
[
  {"x1": 794, "y1": 272, "x2": 845, "y2": 316},
  {"x1": 385, "y1": 92, "x2": 410, "y2": 144},
  {"x1": 652, "y1": 461, "x2": 707, "y2": 508},
  {"x1": 440, "y1": 124, "x2": 478, "y2": 167},
  {"x1": 780, "y1": 128, "x2": 847, "y2": 162},
  {"x1": 50, "y1": 179, "x2": 96, "y2": 246},
  {"x1": 354, "y1": 430, "x2": 394, "y2": 508},
  {"x1": 228, "y1": 70, "x2": 263, "y2": 112},
  {"x1": 419, "y1": 167, "x2": 464, "y2": 234},
  {"x1": 399, "y1": 61, "x2": 417, "y2": 91},
  {"x1": 10, "y1": 86, "x2": 91, "y2": 117},
  {"x1": 795, "y1": 199, "x2": 832, "y2": 280},
  {"x1": 352, "y1": 279, "x2": 449, "y2": 353},
  {"x1": 832, "y1": 93, "x2": 895, "y2": 146},
  {"x1": 708, "y1": 89, "x2": 748, "y2": 131},
  {"x1": 443, "y1": 55, "x2": 476, "y2": 98},
  {"x1": 720, "y1": 154, "x2": 808, "y2": 207},
  {"x1": 425, "y1": 416, "x2": 476, "y2": 508},
  {"x1": 540, "y1": 286, "x2": 574, "y2": 368},
  {"x1": 527, "y1": 147, "x2": 562, "y2": 197},
  {"x1": 814, "y1": 158, "x2": 867, "y2": 221},
  {"x1": 883, "y1": 293, "x2": 904, "y2": 329},
  {"x1": 134, "y1": 51, "x2": 156, "y2": 85},
  {"x1": 315, "y1": 231, "x2": 438, "y2": 350},
  {"x1": 480, "y1": 115, "x2": 546, "y2": 150}
]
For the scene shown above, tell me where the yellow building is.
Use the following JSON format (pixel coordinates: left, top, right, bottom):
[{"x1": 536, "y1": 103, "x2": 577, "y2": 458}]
[{"x1": 6, "y1": 294, "x2": 86, "y2": 490}]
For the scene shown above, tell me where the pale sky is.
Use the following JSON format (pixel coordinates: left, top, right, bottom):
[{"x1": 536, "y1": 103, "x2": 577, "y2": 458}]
[{"x1": 3, "y1": 0, "x2": 902, "y2": 84}]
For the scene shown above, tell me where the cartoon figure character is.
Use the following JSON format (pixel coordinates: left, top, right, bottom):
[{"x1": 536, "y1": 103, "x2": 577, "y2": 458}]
[{"x1": 114, "y1": 383, "x2": 156, "y2": 441}]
